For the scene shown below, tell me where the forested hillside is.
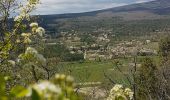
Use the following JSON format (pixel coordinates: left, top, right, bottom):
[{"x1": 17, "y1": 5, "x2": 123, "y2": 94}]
[{"x1": 38, "y1": 0, "x2": 170, "y2": 38}]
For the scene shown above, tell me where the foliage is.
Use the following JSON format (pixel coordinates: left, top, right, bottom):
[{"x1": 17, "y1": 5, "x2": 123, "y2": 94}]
[
  {"x1": 80, "y1": 34, "x2": 95, "y2": 45},
  {"x1": 0, "y1": 0, "x2": 79, "y2": 99},
  {"x1": 0, "y1": 74, "x2": 79, "y2": 100},
  {"x1": 43, "y1": 44, "x2": 69, "y2": 58},
  {"x1": 158, "y1": 36, "x2": 170, "y2": 99},
  {"x1": 62, "y1": 53, "x2": 84, "y2": 62},
  {"x1": 3, "y1": 0, "x2": 170, "y2": 99},
  {"x1": 43, "y1": 44, "x2": 84, "y2": 62},
  {"x1": 159, "y1": 36, "x2": 170, "y2": 60},
  {"x1": 40, "y1": 13, "x2": 170, "y2": 40},
  {"x1": 136, "y1": 57, "x2": 158, "y2": 100}
]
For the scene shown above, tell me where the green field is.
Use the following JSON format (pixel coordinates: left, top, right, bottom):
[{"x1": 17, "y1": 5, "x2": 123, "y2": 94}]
[
  {"x1": 51, "y1": 55, "x2": 159, "y2": 88},
  {"x1": 55, "y1": 58, "x2": 132, "y2": 86}
]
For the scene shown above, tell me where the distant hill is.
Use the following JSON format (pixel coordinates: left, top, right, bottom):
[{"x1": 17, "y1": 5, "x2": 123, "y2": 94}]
[
  {"x1": 38, "y1": 0, "x2": 170, "y2": 37},
  {"x1": 99, "y1": 0, "x2": 170, "y2": 15}
]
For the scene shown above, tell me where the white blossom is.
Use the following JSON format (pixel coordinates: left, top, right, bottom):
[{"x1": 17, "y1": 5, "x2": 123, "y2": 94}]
[
  {"x1": 111, "y1": 84, "x2": 123, "y2": 93},
  {"x1": 36, "y1": 54, "x2": 46, "y2": 66},
  {"x1": 107, "y1": 84, "x2": 133, "y2": 100},
  {"x1": 25, "y1": 47, "x2": 38, "y2": 54},
  {"x1": 16, "y1": 39, "x2": 21, "y2": 43},
  {"x1": 24, "y1": 38, "x2": 32, "y2": 44},
  {"x1": 36, "y1": 27, "x2": 45, "y2": 36},
  {"x1": 32, "y1": 81, "x2": 62, "y2": 97},
  {"x1": 66, "y1": 76, "x2": 74, "y2": 83},
  {"x1": 21, "y1": 33, "x2": 31, "y2": 37},
  {"x1": 14, "y1": 16, "x2": 22, "y2": 22},
  {"x1": 8, "y1": 60, "x2": 16, "y2": 66},
  {"x1": 124, "y1": 88, "x2": 134, "y2": 100},
  {"x1": 30, "y1": 23, "x2": 38, "y2": 28}
]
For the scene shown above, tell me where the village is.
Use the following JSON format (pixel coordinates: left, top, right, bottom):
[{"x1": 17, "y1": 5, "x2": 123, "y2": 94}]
[{"x1": 46, "y1": 32, "x2": 158, "y2": 61}]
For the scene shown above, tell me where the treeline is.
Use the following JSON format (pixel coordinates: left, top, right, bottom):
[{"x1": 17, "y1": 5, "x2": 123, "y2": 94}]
[
  {"x1": 42, "y1": 44, "x2": 84, "y2": 62},
  {"x1": 133, "y1": 35, "x2": 170, "y2": 100},
  {"x1": 40, "y1": 16, "x2": 170, "y2": 38}
]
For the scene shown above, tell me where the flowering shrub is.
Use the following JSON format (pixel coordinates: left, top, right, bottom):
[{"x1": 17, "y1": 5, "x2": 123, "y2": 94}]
[
  {"x1": 107, "y1": 84, "x2": 133, "y2": 100},
  {"x1": 0, "y1": 0, "x2": 40, "y2": 63},
  {"x1": 0, "y1": 74, "x2": 79, "y2": 100},
  {"x1": 0, "y1": 0, "x2": 80, "y2": 99},
  {"x1": 26, "y1": 74, "x2": 78, "y2": 100},
  {"x1": 14, "y1": 0, "x2": 40, "y2": 22},
  {"x1": 18, "y1": 46, "x2": 46, "y2": 66}
]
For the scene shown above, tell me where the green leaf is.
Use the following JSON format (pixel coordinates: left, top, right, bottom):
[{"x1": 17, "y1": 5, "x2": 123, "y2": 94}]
[
  {"x1": 31, "y1": 88, "x2": 41, "y2": 100},
  {"x1": 10, "y1": 86, "x2": 29, "y2": 98},
  {"x1": 0, "y1": 96, "x2": 8, "y2": 100},
  {"x1": 0, "y1": 75, "x2": 6, "y2": 97}
]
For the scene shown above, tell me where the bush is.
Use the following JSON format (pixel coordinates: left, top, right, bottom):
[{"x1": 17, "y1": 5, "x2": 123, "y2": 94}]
[{"x1": 62, "y1": 53, "x2": 84, "y2": 62}]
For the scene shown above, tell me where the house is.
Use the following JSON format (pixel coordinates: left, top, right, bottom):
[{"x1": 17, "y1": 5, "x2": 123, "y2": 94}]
[
  {"x1": 138, "y1": 48, "x2": 157, "y2": 56},
  {"x1": 146, "y1": 40, "x2": 151, "y2": 44}
]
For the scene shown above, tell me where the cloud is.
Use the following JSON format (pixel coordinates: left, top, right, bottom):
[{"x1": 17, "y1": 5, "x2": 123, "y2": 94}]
[
  {"x1": 135, "y1": 0, "x2": 153, "y2": 3},
  {"x1": 32, "y1": 0, "x2": 152, "y2": 15}
]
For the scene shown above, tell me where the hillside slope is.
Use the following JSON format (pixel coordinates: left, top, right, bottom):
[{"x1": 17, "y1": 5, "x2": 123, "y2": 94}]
[{"x1": 38, "y1": 0, "x2": 170, "y2": 37}]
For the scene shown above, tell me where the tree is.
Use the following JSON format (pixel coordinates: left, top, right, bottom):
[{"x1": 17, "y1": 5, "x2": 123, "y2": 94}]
[
  {"x1": 80, "y1": 34, "x2": 95, "y2": 45},
  {"x1": 136, "y1": 57, "x2": 158, "y2": 100},
  {"x1": 0, "y1": 0, "x2": 47, "y2": 84},
  {"x1": 0, "y1": 0, "x2": 79, "y2": 99},
  {"x1": 158, "y1": 36, "x2": 170, "y2": 100},
  {"x1": 159, "y1": 36, "x2": 170, "y2": 61}
]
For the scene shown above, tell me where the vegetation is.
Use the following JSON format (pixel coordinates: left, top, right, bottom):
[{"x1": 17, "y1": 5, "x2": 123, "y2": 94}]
[
  {"x1": 0, "y1": 0, "x2": 79, "y2": 99},
  {"x1": 107, "y1": 84, "x2": 133, "y2": 100},
  {"x1": 1, "y1": 0, "x2": 170, "y2": 100},
  {"x1": 136, "y1": 58, "x2": 158, "y2": 100},
  {"x1": 43, "y1": 44, "x2": 84, "y2": 61}
]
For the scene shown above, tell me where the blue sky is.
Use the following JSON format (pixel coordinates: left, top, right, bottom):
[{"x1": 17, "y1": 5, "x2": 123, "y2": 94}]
[{"x1": 33, "y1": 0, "x2": 153, "y2": 15}]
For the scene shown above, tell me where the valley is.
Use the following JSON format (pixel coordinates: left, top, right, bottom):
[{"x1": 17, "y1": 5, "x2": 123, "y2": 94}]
[
  {"x1": 32, "y1": 0, "x2": 170, "y2": 99},
  {"x1": 1, "y1": 0, "x2": 170, "y2": 99}
]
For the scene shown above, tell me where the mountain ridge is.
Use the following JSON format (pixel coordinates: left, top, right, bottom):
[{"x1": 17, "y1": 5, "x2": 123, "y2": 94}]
[
  {"x1": 39, "y1": 0, "x2": 170, "y2": 19},
  {"x1": 38, "y1": 0, "x2": 170, "y2": 36}
]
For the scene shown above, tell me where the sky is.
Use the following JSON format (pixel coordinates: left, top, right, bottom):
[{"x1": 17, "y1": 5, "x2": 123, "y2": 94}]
[{"x1": 32, "y1": 0, "x2": 153, "y2": 15}]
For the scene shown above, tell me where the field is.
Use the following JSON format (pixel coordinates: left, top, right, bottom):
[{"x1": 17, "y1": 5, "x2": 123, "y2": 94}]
[
  {"x1": 55, "y1": 58, "x2": 133, "y2": 86},
  {"x1": 50, "y1": 55, "x2": 159, "y2": 87},
  {"x1": 58, "y1": 60, "x2": 128, "y2": 81}
]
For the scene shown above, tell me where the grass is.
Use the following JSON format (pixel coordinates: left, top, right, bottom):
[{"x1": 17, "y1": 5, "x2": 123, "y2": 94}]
[
  {"x1": 57, "y1": 60, "x2": 114, "y2": 82},
  {"x1": 53, "y1": 55, "x2": 159, "y2": 88},
  {"x1": 55, "y1": 58, "x2": 133, "y2": 86}
]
